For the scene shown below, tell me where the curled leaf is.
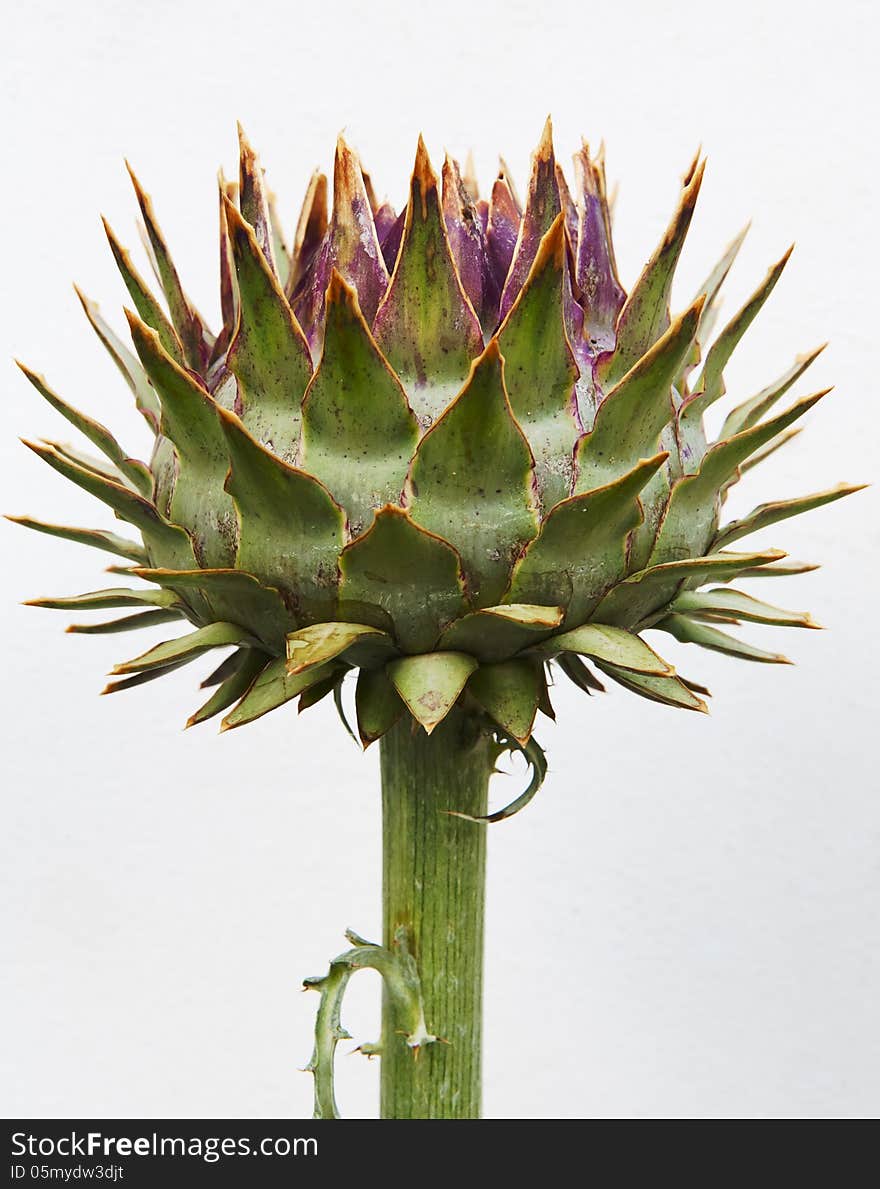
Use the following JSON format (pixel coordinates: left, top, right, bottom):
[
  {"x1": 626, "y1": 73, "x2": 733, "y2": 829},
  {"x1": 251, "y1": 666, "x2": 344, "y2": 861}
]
[
  {"x1": 304, "y1": 928, "x2": 436, "y2": 1119},
  {"x1": 448, "y1": 732, "x2": 547, "y2": 824}
]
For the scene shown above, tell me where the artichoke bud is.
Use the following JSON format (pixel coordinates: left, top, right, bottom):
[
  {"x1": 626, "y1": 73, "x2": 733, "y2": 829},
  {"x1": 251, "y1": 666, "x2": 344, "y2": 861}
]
[{"x1": 14, "y1": 121, "x2": 862, "y2": 755}]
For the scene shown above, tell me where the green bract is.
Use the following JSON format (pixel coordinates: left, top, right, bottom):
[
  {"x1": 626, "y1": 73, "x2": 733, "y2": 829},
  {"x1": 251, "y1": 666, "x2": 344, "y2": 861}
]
[{"x1": 13, "y1": 121, "x2": 862, "y2": 789}]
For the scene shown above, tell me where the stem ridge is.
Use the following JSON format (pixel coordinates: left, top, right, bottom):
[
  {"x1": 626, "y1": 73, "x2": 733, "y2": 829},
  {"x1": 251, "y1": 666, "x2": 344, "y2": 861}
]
[{"x1": 380, "y1": 710, "x2": 491, "y2": 1118}]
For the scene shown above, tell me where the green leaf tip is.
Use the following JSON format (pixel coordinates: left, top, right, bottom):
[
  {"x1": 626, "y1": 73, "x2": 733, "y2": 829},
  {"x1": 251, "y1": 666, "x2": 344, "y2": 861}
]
[
  {"x1": 218, "y1": 656, "x2": 339, "y2": 731},
  {"x1": 101, "y1": 215, "x2": 185, "y2": 366},
  {"x1": 110, "y1": 622, "x2": 253, "y2": 675},
  {"x1": 658, "y1": 614, "x2": 793, "y2": 665},
  {"x1": 17, "y1": 360, "x2": 152, "y2": 495},
  {"x1": 597, "y1": 664, "x2": 710, "y2": 712},
  {"x1": 535, "y1": 622, "x2": 675, "y2": 676},
  {"x1": 6, "y1": 515, "x2": 148, "y2": 564},
  {"x1": 387, "y1": 651, "x2": 478, "y2": 733},
  {"x1": 73, "y1": 284, "x2": 161, "y2": 429},
  {"x1": 124, "y1": 159, "x2": 208, "y2": 370},
  {"x1": 186, "y1": 648, "x2": 267, "y2": 729},
  {"x1": 599, "y1": 155, "x2": 705, "y2": 386}
]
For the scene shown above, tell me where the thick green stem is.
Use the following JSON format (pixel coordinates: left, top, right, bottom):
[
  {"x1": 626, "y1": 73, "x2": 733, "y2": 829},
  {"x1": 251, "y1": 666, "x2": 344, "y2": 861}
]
[{"x1": 379, "y1": 709, "x2": 490, "y2": 1119}]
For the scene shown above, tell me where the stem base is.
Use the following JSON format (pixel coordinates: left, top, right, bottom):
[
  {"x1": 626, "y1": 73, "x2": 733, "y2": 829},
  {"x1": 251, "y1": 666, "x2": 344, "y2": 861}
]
[{"x1": 379, "y1": 710, "x2": 490, "y2": 1119}]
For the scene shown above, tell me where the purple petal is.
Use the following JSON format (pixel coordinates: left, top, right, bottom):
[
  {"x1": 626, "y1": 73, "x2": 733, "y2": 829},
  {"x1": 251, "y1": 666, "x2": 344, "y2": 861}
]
[
  {"x1": 574, "y1": 144, "x2": 626, "y2": 355},
  {"x1": 442, "y1": 155, "x2": 490, "y2": 327},
  {"x1": 485, "y1": 175, "x2": 519, "y2": 328},
  {"x1": 379, "y1": 207, "x2": 405, "y2": 273},
  {"x1": 498, "y1": 118, "x2": 562, "y2": 321},
  {"x1": 293, "y1": 137, "x2": 389, "y2": 352},
  {"x1": 287, "y1": 170, "x2": 328, "y2": 299}
]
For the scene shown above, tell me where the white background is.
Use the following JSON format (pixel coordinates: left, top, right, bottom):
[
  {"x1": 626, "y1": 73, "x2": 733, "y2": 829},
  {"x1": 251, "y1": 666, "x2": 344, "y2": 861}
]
[{"x1": 2, "y1": 0, "x2": 877, "y2": 1119}]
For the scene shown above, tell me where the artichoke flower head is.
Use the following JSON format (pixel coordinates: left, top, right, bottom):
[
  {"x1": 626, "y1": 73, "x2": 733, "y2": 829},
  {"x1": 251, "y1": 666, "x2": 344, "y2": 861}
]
[{"x1": 13, "y1": 119, "x2": 861, "y2": 809}]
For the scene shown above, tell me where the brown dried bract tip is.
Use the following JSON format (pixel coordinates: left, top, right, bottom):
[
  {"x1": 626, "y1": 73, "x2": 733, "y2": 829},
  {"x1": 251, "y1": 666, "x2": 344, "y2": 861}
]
[
  {"x1": 288, "y1": 170, "x2": 328, "y2": 297},
  {"x1": 236, "y1": 120, "x2": 257, "y2": 171},
  {"x1": 801, "y1": 343, "x2": 828, "y2": 365},
  {"x1": 496, "y1": 155, "x2": 522, "y2": 213},
  {"x1": 411, "y1": 135, "x2": 438, "y2": 210},
  {"x1": 574, "y1": 140, "x2": 603, "y2": 199},
  {"x1": 496, "y1": 211, "x2": 568, "y2": 338},
  {"x1": 333, "y1": 134, "x2": 368, "y2": 223},
  {"x1": 688, "y1": 292, "x2": 708, "y2": 322},
  {"x1": 440, "y1": 153, "x2": 472, "y2": 217},
  {"x1": 683, "y1": 157, "x2": 706, "y2": 207},
  {"x1": 514, "y1": 119, "x2": 558, "y2": 232},
  {"x1": 101, "y1": 216, "x2": 129, "y2": 263},
  {"x1": 655, "y1": 157, "x2": 706, "y2": 257},
  {"x1": 555, "y1": 161, "x2": 574, "y2": 206},
  {"x1": 15, "y1": 359, "x2": 43, "y2": 387},
  {"x1": 220, "y1": 189, "x2": 249, "y2": 246},
  {"x1": 217, "y1": 173, "x2": 236, "y2": 329},
  {"x1": 124, "y1": 160, "x2": 153, "y2": 218},
  {"x1": 324, "y1": 266, "x2": 359, "y2": 311},
  {"x1": 72, "y1": 283, "x2": 92, "y2": 312},
  {"x1": 359, "y1": 163, "x2": 380, "y2": 214},
  {"x1": 539, "y1": 210, "x2": 568, "y2": 270},
  {"x1": 478, "y1": 336, "x2": 503, "y2": 368},
  {"x1": 236, "y1": 121, "x2": 277, "y2": 270},
  {"x1": 490, "y1": 168, "x2": 519, "y2": 223},
  {"x1": 440, "y1": 150, "x2": 456, "y2": 189},
  {"x1": 123, "y1": 306, "x2": 181, "y2": 373},
  {"x1": 463, "y1": 150, "x2": 479, "y2": 202},
  {"x1": 123, "y1": 305, "x2": 146, "y2": 337},
  {"x1": 217, "y1": 165, "x2": 238, "y2": 203},
  {"x1": 682, "y1": 146, "x2": 703, "y2": 187},
  {"x1": 534, "y1": 114, "x2": 554, "y2": 166},
  {"x1": 294, "y1": 171, "x2": 328, "y2": 257}
]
